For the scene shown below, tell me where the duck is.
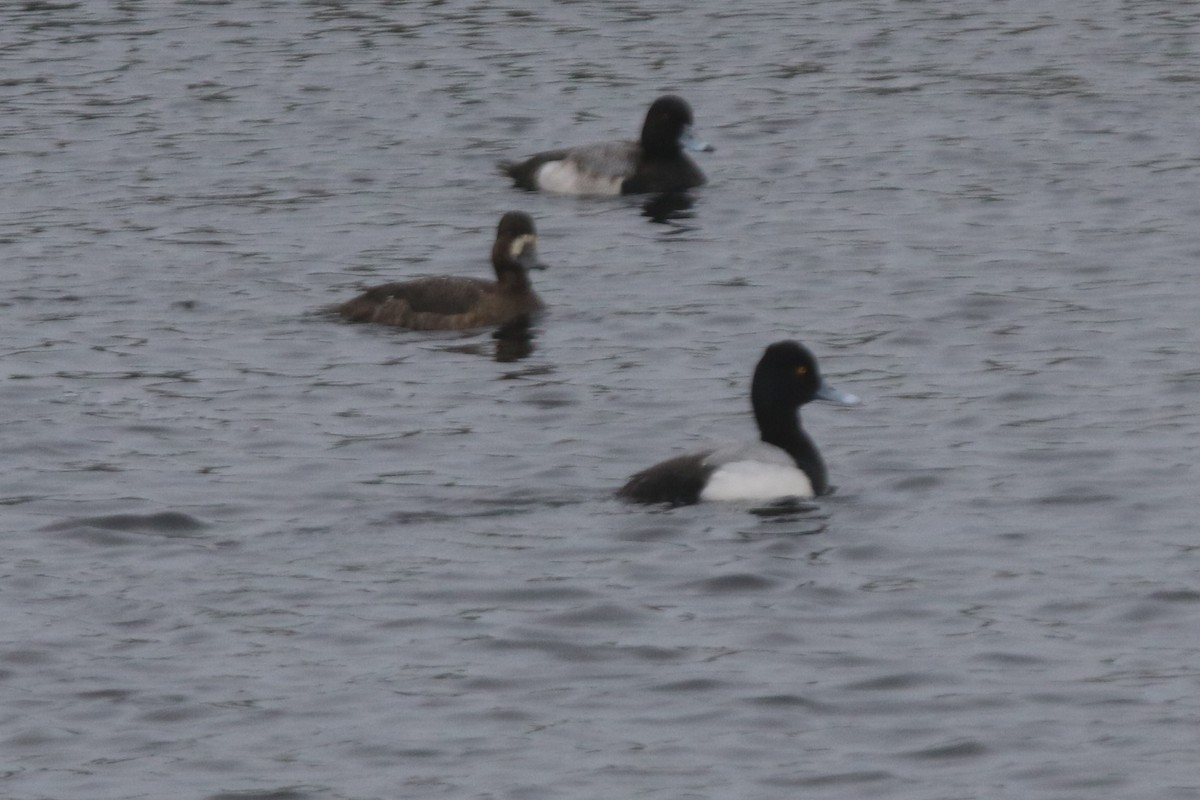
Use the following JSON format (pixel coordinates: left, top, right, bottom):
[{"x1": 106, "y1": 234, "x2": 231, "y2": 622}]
[
  {"x1": 337, "y1": 211, "x2": 546, "y2": 331},
  {"x1": 618, "y1": 341, "x2": 859, "y2": 505},
  {"x1": 501, "y1": 95, "x2": 713, "y2": 195}
]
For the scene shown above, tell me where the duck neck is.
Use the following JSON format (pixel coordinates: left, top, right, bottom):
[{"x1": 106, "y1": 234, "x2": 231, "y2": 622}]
[
  {"x1": 495, "y1": 263, "x2": 531, "y2": 293},
  {"x1": 640, "y1": 123, "x2": 679, "y2": 159},
  {"x1": 755, "y1": 403, "x2": 828, "y2": 496},
  {"x1": 491, "y1": 241, "x2": 532, "y2": 293}
]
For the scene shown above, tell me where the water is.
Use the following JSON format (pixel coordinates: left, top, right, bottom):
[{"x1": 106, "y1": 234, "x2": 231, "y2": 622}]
[{"x1": 3, "y1": 1, "x2": 1199, "y2": 798}]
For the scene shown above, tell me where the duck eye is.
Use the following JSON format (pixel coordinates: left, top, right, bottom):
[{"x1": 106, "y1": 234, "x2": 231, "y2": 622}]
[{"x1": 795, "y1": 366, "x2": 808, "y2": 377}]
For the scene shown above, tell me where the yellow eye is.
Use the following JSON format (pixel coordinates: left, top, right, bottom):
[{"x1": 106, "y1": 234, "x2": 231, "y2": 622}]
[{"x1": 795, "y1": 366, "x2": 807, "y2": 376}]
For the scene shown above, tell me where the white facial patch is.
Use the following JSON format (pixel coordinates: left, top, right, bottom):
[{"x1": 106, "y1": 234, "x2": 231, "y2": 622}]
[
  {"x1": 535, "y1": 160, "x2": 623, "y2": 196},
  {"x1": 509, "y1": 234, "x2": 536, "y2": 259},
  {"x1": 699, "y1": 460, "x2": 814, "y2": 502}
]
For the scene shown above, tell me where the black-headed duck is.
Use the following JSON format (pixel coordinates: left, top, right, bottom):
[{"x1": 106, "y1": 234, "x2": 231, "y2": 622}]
[
  {"x1": 618, "y1": 341, "x2": 859, "y2": 505},
  {"x1": 502, "y1": 95, "x2": 713, "y2": 196}
]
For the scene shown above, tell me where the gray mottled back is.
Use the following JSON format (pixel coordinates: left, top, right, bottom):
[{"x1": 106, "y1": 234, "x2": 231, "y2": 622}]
[{"x1": 561, "y1": 140, "x2": 639, "y2": 179}]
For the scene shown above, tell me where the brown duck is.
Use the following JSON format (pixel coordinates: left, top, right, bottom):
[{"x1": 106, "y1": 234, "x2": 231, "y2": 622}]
[{"x1": 338, "y1": 211, "x2": 546, "y2": 330}]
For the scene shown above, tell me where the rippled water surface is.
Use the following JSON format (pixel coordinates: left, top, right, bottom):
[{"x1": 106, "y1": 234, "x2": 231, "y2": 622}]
[{"x1": 3, "y1": 2, "x2": 1200, "y2": 798}]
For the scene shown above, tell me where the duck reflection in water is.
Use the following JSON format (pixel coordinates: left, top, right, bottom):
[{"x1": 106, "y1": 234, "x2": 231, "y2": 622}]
[
  {"x1": 492, "y1": 315, "x2": 536, "y2": 362},
  {"x1": 641, "y1": 192, "x2": 696, "y2": 224}
]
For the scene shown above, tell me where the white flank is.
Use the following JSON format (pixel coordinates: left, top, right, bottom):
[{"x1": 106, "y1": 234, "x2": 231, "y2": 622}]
[
  {"x1": 699, "y1": 460, "x2": 814, "y2": 502},
  {"x1": 535, "y1": 160, "x2": 623, "y2": 195}
]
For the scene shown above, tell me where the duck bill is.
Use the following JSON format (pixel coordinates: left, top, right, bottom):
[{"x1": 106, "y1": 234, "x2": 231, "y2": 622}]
[
  {"x1": 679, "y1": 125, "x2": 714, "y2": 153},
  {"x1": 814, "y1": 380, "x2": 860, "y2": 406}
]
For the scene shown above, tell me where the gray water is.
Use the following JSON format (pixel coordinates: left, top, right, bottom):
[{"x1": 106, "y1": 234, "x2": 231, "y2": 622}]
[{"x1": 3, "y1": 1, "x2": 1199, "y2": 798}]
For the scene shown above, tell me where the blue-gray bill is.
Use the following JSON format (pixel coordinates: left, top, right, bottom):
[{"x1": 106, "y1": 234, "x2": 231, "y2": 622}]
[{"x1": 814, "y1": 380, "x2": 860, "y2": 406}]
